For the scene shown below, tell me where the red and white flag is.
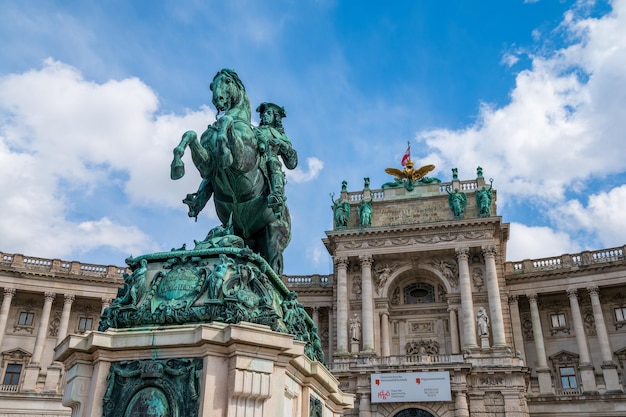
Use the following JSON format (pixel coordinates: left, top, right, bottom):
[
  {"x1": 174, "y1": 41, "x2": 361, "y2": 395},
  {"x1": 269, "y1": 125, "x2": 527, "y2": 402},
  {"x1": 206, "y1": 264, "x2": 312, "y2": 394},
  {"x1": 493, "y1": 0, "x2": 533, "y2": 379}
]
[{"x1": 401, "y1": 143, "x2": 411, "y2": 166}]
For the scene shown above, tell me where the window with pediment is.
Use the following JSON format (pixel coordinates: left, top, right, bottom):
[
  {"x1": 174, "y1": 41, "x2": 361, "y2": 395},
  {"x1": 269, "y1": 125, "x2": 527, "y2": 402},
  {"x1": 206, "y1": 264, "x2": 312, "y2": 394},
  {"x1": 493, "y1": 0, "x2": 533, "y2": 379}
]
[
  {"x1": 0, "y1": 348, "x2": 31, "y2": 391},
  {"x1": 549, "y1": 350, "x2": 580, "y2": 394}
]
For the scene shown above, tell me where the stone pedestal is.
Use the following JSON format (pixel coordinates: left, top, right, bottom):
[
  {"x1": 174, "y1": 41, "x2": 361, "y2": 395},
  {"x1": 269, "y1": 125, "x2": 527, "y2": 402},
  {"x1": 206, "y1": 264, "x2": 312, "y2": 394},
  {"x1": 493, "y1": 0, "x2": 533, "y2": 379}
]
[
  {"x1": 480, "y1": 334, "x2": 490, "y2": 349},
  {"x1": 55, "y1": 322, "x2": 353, "y2": 417},
  {"x1": 602, "y1": 362, "x2": 624, "y2": 393}
]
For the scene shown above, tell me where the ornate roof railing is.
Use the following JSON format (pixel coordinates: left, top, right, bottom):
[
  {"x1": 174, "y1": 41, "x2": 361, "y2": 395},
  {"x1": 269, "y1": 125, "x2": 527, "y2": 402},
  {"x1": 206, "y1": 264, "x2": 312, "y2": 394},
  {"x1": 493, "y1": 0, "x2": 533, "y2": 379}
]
[
  {"x1": 505, "y1": 245, "x2": 626, "y2": 275},
  {"x1": 283, "y1": 274, "x2": 332, "y2": 286},
  {"x1": 0, "y1": 252, "x2": 128, "y2": 279}
]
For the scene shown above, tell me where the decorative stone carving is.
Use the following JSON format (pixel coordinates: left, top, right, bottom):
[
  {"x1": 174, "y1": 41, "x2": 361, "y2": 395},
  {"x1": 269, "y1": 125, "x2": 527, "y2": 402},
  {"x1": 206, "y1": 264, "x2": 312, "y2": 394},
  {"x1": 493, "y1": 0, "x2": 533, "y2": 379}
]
[
  {"x1": 431, "y1": 259, "x2": 458, "y2": 288},
  {"x1": 373, "y1": 263, "x2": 398, "y2": 295},
  {"x1": 472, "y1": 267, "x2": 484, "y2": 290},
  {"x1": 406, "y1": 339, "x2": 439, "y2": 355},
  {"x1": 352, "y1": 276, "x2": 362, "y2": 296}
]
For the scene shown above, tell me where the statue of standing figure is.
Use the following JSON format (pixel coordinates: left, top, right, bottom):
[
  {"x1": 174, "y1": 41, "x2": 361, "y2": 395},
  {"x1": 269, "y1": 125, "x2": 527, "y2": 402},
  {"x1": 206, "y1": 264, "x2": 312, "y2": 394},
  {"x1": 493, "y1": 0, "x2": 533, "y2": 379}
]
[
  {"x1": 477, "y1": 307, "x2": 490, "y2": 336},
  {"x1": 359, "y1": 198, "x2": 372, "y2": 227},
  {"x1": 255, "y1": 102, "x2": 298, "y2": 218},
  {"x1": 475, "y1": 178, "x2": 494, "y2": 217},
  {"x1": 331, "y1": 193, "x2": 351, "y2": 229},
  {"x1": 350, "y1": 314, "x2": 361, "y2": 341},
  {"x1": 447, "y1": 187, "x2": 467, "y2": 219}
]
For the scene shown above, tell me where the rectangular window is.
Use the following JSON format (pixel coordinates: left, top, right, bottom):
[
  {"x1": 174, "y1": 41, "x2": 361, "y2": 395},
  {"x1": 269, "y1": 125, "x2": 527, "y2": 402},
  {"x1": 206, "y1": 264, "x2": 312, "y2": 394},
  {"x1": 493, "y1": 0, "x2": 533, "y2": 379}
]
[
  {"x1": 2, "y1": 364, "x2": 22, "y2": 385},
  {"x1": 559, "y1": 366, "x2": 577, "y2": 389},
  {"x1": 551, "y1": 313, "x2": 567, "y2": 328},
  {"x1": 78, "y1": 317, "x2": 93, "y2": 331},
  {"x1": 17, "y1": 312, "x2": 34, "y2": 326},
  {"x1": 615, "y1": 307, "x2": 626, "y2": 322}
]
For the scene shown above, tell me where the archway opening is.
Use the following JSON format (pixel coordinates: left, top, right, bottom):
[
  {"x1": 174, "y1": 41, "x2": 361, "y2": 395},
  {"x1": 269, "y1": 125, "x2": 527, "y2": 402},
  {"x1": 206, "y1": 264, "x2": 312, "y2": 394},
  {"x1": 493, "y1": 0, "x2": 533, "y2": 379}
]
[{"x1": 393, "y1": 408, "x2": 436, "y2": 417}]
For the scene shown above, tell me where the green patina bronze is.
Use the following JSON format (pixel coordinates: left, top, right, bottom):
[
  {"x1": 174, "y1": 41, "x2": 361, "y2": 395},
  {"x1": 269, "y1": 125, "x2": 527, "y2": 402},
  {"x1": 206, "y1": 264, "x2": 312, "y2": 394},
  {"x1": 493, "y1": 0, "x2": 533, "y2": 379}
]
[
  {"x1": 99, "y1": 68, "x2": 325, "y2": 365},
  {"x1": 358, "y1": 198, "x2": 372, "y2": 227},
  {"x1": 171, "y1": 68, "x2": 295, "y2": 276},
  {"x1": 446, "y1": 186, "x2": 467, "y2": 219},
  {"x1": 102, "y1": 358, "x2": 202, "y2": 417},
  {"x1": 99, "y1": 223, "x2": 324, "y2": 363},
  {"x1": 476, "y1": 178, "x2": 494, "y2": 217},
  {"x1": 330, "y1": 191, "x2": 350, "y2": 229}
]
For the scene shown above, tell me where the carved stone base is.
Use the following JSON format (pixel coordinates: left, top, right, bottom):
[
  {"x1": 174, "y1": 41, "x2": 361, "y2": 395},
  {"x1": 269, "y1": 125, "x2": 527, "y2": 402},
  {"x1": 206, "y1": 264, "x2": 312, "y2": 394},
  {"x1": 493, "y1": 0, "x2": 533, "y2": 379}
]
[{"x1": 55, "y1": 322, "x2": 353, "y2": 417}]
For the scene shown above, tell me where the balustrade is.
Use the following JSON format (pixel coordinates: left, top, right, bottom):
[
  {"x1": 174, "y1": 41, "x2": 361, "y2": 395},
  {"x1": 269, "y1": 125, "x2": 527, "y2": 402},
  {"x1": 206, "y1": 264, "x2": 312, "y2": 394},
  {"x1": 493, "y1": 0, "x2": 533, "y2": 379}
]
[
  {"x1": 506, "y1": 245, "x2": 626, "y2": 274},
  {"x1": 0, "y1": 251, "x2": 127, "y2": 278}
]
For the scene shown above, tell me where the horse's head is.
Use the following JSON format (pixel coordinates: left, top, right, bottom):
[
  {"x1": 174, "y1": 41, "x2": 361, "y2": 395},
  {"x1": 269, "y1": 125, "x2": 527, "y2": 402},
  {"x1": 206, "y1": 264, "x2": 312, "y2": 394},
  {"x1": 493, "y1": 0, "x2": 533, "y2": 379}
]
[{"x1": 210, "y1": 69, "x2": 251, "y2": 120}]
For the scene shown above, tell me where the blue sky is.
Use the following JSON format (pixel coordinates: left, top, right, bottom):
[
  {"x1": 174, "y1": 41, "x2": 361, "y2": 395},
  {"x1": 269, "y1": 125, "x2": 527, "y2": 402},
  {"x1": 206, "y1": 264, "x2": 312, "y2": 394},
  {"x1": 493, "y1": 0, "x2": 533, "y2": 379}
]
[{"x1": 1, "y1": 0, "x2": 625, "y2": 274}]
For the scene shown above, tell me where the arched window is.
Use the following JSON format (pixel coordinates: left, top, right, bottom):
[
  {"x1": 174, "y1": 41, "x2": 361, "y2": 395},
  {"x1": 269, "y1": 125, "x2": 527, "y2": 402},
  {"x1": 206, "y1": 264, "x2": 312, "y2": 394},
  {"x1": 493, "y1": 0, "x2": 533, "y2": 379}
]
[
  {"x1": 393, "y1": 408, "x2": 436, "y2": 417},
  {"x1": 403, "y1": 283, "x2": 434, "y2": 304}
]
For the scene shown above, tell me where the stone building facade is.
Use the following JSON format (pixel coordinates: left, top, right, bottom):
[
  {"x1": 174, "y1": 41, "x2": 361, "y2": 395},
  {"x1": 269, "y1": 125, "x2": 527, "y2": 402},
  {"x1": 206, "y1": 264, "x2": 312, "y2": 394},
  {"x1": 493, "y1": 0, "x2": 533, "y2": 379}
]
[
  {"x1": 0, "y1": 170, "x2": 625, "y2": 416},
  {"x1": 287, "y1": 171, "x2": 626, "y2": 417}
]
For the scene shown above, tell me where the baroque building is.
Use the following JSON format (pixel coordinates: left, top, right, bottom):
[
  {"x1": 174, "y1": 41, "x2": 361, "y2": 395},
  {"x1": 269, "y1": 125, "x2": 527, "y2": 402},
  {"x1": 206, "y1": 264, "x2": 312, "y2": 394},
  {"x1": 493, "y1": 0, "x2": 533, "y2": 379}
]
[{"x1": 0, "y1": 168, "x2": 625, "y2": 416}]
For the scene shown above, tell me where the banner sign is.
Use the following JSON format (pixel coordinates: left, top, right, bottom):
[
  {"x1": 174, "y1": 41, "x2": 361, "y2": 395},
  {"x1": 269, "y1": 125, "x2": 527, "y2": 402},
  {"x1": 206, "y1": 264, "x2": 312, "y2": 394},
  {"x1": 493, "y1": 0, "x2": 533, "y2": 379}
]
[{"x1": 371, "y1": 371, "x2": 451, "y2": 403}]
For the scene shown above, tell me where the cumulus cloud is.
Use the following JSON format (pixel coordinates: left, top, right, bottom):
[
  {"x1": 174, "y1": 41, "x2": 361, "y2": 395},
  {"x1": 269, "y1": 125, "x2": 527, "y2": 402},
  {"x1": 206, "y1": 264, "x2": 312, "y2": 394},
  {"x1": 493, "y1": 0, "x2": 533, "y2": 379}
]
[
  {"x1": 552, "y1": 185, "x2": 626, "y2": 249},
  {"x1": 0, "y1": 59, "x2": 215, "y2": 259},
  {"x1": 414, "y1": 1, "x2": 626, "y2": 259},
  {"x1": 287, "y1": 157, "x2": 324, "y2": 183},
  {"x1": 507, "y1": 223, "x2": 581, "y2": 261}
]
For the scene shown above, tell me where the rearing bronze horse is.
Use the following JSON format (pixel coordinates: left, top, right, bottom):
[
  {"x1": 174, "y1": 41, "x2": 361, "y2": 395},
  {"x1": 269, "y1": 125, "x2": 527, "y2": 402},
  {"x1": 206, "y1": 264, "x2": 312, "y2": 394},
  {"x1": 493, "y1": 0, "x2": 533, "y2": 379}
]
[{"x1": 171, "y1": 69, "x2": 291, "y2": 275}]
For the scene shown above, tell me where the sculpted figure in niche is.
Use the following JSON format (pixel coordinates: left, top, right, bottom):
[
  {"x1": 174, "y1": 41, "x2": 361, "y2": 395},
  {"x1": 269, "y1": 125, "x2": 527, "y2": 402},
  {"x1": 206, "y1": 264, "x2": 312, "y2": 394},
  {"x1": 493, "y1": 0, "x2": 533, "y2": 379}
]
[
  {"x1": 350, "y1": 314, "x2": 361, "y2": 341},
  {"x1": 352, "y1": 276, "x2": 362, "y2": 296},
  {"x1": 472, "y1": 267, "x2": 484, "y2": 290},
  {"x1": 477, "y1": 307, "x2": 490, "y2": 336}
]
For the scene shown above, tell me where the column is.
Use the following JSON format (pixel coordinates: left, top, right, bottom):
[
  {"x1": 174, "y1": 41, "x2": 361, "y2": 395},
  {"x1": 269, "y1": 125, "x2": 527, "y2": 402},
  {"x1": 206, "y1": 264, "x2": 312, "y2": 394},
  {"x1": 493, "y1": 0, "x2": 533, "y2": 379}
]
[
  {"x1": 360, "y1": 255, "x2": 375, "y2": 353},
  {"x1": 398, "y1": 320, "x2": 406, "y2": 355},
  {"x1": 567, "y1": 288, "x2": 597, "y2": 393},
  {"x1": 482, "y1": 246, "x2": 506, "y2": 347},
  {"x1": 508, "y1": 296, "x2": 526, "y2": 362},
  {"x1": 454, "y1": 391, "x2": 469, "y2": 417},
  {"x1": 358, "y1": 393, "x2": 372, "y2": 417},
  {"x1": 456, "y1": 248, "x2": 477, "y2": 349},
  {"x1": 312, "y1": 306, "x2": 319, "y2": 329},
  {"x1": 380, "y1": 312, "x2": 390, "y2": 357},
  {"x1": 587, "y1": 286, "x2": 622, "y2": 392},
  {"x1": 0, "y1": 288, "x2": 16, "y2": 348},
  {"x1": 56, "y1": 294, "x2": 75, "y2": 345},
  {"x1": 328, "y1": 306, "x2": 334, "y2": 363},
  {"x1": 31, "y1": 292, "x2": 56, "y2": 364},
  {"x1": 527, "y1": 292, "x2": 552, "y2": 394},
  {"x1": 335, "y1": 257, "x2": 349, "y2": 354},
  {"x1": 448, "y1": 306, "x2": 460, "y2": 354}
]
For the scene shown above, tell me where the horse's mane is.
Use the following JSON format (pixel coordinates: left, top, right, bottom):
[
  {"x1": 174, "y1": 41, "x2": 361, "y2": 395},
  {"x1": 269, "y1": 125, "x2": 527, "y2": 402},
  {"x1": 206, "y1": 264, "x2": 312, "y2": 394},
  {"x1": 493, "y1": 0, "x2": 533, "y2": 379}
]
[{"x1": 211, "y1": 69, "x2": 251, "y2": 121}]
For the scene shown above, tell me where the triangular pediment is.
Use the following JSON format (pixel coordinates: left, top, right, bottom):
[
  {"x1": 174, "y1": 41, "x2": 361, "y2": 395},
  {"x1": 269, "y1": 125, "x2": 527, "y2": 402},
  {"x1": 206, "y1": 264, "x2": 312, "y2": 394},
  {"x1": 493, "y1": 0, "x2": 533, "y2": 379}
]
[
  {"x1": 549, "y1": 350, "x2": 579, "y2": 363},
  {"x1": 1, "y1": 347, "x2": 31, "y2": 362}
]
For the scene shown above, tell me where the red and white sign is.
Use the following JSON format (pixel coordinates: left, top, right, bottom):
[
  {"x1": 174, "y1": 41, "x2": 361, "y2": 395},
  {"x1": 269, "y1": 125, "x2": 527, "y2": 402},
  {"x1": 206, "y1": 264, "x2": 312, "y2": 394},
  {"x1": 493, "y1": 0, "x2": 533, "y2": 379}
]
[{"x1": 371, "y1": 371, "x2": 451, "y2": 403}]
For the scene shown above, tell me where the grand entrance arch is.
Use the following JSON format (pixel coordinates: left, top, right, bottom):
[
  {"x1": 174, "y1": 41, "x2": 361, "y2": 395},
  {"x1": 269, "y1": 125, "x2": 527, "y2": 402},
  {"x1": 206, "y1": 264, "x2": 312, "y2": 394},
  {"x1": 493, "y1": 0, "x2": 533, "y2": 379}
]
[{"x1": 393, "y1": 409, "x2": 436, "y2": 417}]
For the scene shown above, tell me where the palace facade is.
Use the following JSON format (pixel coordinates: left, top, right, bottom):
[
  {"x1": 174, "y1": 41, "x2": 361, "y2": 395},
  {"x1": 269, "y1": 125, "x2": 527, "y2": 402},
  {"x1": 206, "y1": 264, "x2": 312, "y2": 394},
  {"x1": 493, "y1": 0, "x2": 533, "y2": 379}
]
[{"x1": 1, "y1": 169, "x2": 626, "y2": 416}]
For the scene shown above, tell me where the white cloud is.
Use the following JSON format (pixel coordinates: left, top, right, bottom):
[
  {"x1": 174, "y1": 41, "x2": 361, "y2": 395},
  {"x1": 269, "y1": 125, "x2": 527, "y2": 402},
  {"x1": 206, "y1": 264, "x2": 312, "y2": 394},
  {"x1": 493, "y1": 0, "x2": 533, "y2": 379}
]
[
  {"x1": 501, "y1": 53, "x2": 520, "y2": 67},
  {"x1": 0, "y1": 59, "x2": 217, "y2": 259},
  {"x1": 287, "y1": 157, "x2": 324, "y2": 183},
  {"x1": 507, "y1": 223, "x2": 581, "y2": 261},
  {"x1": 552, "y1": 185, "x2": 626, "y2": 249},
  {"x1": 415, "y1": 1, "x2": 626, "y2": 258},
  {"x1": 417, "y1": 1, "x2": 626, "y2": 201}
]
